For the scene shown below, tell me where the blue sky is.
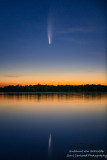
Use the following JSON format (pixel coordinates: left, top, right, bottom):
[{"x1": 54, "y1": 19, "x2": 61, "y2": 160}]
[{"x1": 0, "y1": 0, "x2": 106, "y2": 85}]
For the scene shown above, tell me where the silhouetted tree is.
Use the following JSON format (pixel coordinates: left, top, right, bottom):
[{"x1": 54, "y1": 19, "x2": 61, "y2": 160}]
[{"x1": 0, "y1": 84, "x2": 106, "y2": 92}]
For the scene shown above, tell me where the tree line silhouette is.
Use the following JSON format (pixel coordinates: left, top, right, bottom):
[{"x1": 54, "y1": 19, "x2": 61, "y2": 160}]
[{"x1": 0, "y1": 84, "x2": 107, "y2": 92}]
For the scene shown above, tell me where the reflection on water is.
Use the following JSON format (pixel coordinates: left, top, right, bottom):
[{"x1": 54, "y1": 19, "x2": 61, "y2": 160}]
[
  {"x1": 0, "y1": 93, "x2": 106, "y2": 113},
  {"x1": 48, "y1": 134, "x2": 52, "y2": 159},
  {"x1": 0, "y1": 92, "x2": 107, "y2": 102},
  {"x1": 0, "y1": 93, "x2": 107, "y2": 160}
]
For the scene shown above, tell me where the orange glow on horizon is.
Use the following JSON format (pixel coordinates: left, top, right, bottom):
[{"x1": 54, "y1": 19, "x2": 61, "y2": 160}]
[
  {"x1": 0, "y1": 80, "x2": 107, "y2": 87},
  {"x1": 0, "y1": 71, "x2": 107, "y2": 87},
  {"x1": 0, "y1": 81, "x2": 107, "y2": 87}
]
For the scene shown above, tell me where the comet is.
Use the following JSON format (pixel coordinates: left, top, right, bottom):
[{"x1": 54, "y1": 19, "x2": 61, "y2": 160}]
[
  {"x1": 48, "y1": 32, "x2": 51, "y2": 45},
  {"x1": 48, "y1": 14, "x2": 53, "y2": 45}
]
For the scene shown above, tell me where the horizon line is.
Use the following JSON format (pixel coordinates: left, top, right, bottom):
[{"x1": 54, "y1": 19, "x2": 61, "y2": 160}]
[{"x1": 0, "y1": 84, "x2": 107, "y2": 88}]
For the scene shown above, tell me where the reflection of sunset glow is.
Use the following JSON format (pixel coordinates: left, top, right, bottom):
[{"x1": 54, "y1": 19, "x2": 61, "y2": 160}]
[{"x1": 0, "y1": 94, "x2": 106, "y2": 114}]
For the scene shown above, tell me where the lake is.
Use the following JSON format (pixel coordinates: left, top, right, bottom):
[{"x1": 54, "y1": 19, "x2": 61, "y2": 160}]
[{"x1": 0, "y1": 93, "x2": 107, "y2": 160}]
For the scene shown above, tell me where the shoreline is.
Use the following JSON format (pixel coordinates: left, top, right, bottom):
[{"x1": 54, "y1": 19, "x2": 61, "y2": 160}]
[{"x1": 0, "y1": 91, "x2": 107, "y2": 94}]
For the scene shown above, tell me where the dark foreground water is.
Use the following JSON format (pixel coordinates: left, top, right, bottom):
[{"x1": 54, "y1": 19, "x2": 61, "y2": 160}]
[{"x1": 0, "y1": 93, "x2": 107, "y2": 160}]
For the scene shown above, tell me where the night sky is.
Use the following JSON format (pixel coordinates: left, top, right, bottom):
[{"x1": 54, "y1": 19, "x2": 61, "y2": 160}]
[{"x1": 0, "y1": 0, "x2": 106, "y2": 86}]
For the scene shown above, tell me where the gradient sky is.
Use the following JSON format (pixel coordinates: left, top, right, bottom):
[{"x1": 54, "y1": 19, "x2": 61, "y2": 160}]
[{"x1": 0, "y1": 0, "x2": 107, "y2": 86}]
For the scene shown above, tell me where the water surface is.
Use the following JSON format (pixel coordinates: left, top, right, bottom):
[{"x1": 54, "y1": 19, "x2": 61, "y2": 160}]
[{"x1": 0, "y1": 93, "x2": 107, "y2": 160}]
